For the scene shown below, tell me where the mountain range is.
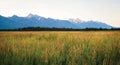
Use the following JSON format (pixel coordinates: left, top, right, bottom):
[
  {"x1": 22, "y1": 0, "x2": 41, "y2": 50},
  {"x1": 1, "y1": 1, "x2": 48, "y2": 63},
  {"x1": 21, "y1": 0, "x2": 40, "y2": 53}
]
[{"x1": 0, "y1": 14, "x2": 112, "y2": 29}]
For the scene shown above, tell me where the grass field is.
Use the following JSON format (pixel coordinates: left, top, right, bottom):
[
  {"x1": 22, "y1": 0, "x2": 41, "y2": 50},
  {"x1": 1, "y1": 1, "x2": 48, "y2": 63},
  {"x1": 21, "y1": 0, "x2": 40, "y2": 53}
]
[{"x1": 0, "y1": 31, "x2": 120, "y2": 65}]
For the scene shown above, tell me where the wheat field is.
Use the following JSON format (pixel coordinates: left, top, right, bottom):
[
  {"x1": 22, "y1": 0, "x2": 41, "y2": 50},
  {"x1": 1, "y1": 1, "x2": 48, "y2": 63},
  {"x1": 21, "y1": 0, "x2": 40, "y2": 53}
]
[{"x1": 0, "y1": 31, "x2": 120, "y2": 65}]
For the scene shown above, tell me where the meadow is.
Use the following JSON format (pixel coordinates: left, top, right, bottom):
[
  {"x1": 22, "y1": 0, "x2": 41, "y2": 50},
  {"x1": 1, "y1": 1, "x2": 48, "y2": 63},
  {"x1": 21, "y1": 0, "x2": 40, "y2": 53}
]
[{"x1": 0, "y1": 31, "x2": 120, "y2": 65}]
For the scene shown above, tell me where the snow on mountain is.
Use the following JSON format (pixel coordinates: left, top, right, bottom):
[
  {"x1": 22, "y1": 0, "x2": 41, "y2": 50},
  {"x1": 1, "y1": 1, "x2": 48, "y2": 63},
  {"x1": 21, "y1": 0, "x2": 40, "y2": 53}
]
[
  {"x1": 69, "y1": 18, "x2": 84, "y2": 23},
  {"x1": 76, "y1": 21, "x2": 112, "y2": 29},
  {"x1": 0, "y1": 14, "x2": 113, "y2": 29}
]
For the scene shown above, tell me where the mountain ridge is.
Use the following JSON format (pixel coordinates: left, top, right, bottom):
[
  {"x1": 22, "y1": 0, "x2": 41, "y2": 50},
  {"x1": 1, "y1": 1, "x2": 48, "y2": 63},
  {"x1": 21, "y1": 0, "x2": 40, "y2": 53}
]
[{"x1": 0, "y1": 14, "x2": 113, "y2": 29}]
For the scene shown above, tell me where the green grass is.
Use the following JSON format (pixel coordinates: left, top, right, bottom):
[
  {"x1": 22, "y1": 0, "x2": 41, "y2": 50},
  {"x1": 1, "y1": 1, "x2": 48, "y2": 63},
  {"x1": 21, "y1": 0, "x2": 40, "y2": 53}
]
[{"x1": 0, "y1": 31, "x2": 120, "y2": 65}]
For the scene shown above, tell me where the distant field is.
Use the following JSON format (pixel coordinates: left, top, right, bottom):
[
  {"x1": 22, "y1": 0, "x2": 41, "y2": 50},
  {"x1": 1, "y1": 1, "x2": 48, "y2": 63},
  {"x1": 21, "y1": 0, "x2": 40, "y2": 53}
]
[{"x1": 0, "y1": 31, "x2": 120, "y2": 65}]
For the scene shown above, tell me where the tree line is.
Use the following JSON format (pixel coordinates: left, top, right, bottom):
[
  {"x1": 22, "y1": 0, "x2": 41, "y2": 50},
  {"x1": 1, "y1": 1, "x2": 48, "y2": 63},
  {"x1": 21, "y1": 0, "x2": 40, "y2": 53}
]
[{"x1": 0, "y1": 27, "x2": 120, "y2": 31}]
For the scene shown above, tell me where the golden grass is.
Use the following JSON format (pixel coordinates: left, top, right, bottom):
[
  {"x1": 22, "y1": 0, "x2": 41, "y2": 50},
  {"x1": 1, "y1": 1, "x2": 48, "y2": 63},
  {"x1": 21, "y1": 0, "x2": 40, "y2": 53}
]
[{"x1": 0, "y1": 31, "x2": 120, "y2": 65}]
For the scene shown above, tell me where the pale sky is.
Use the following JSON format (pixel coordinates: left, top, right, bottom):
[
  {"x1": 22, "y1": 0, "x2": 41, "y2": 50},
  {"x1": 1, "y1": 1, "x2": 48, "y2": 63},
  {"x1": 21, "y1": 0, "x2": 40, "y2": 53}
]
[{"x1": 0, "y1": 0, "x2": 120, "y2": 27}]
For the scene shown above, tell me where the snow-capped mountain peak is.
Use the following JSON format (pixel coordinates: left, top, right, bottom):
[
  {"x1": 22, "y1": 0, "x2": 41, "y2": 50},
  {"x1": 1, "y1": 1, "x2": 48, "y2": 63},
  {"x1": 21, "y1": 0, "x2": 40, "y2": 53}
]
[
  {"x1": 69, "y1": 18, "x2": 84, "y2": 23},
  {"x1": 12, "y1": 15, "x2": 18, "y2": 18},
  {"x1": 27, "y1": 13, "x2": 34, "y2": 18},
  {"x1": 27, "y1": 13, "x2": 40, "y2": 18}
]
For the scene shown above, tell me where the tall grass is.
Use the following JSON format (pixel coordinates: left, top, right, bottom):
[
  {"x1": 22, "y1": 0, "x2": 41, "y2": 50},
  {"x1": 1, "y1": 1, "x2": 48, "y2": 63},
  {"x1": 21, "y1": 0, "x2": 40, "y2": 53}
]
[{"x1": 0, "y1": 31, "x2": 120, "y2": 65}]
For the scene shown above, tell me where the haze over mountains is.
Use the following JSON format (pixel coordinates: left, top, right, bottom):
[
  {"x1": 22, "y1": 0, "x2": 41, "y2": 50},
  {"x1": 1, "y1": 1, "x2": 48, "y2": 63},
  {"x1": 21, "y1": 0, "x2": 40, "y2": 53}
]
[{"x1": 0, "y1": 14, "x2": 113, "y2": 29}]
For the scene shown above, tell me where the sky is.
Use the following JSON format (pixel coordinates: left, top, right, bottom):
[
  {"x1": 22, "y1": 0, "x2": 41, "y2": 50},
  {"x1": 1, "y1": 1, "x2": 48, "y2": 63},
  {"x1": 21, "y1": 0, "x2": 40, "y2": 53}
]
[{"x1": 0, "y1": 0, "x2": 120, "y2": 27}]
